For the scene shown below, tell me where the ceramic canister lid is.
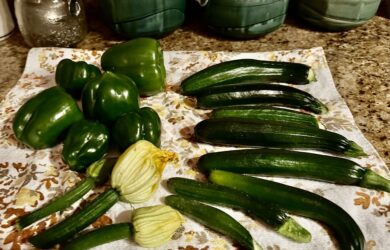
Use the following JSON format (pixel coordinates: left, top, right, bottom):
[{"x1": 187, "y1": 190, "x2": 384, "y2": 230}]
[{"x1": 0, "y1": 0, "x2": 15, "y2": 41}]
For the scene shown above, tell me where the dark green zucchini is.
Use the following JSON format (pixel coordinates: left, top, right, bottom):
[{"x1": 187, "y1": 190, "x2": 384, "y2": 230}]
[
  {"x1": 211, "y1": 106, "x2": 320, "y2": 128},
  {"x1": 209, "y1": 170, "x2": 365, "y2": 250},
  {"x1": 165, "y1": 195, "x2": 262, "y2": 250},
  {"x1": 62, "y1": 223, "x2": 133, "y2": 250},
  {"x1": 181, "y1": 59, "x2": 316, "y2": 95},
  {"x1": 198, "y1": 148, "x2": 390, "y2": 192},
  {"x1": 194, "y1": 118, "x2": 366, "y2": 157},
  {"x1": 167, "y1": 177, "x2": 311, "y2": 243},
  {"x1": 17, "y1": 158, "x2": 116, "y2": 229},
  {"x1": 196, "y1": 83, "x2": 327, "y2": 114},
  {"x1": 29, "y1": 189, "x2": 120, "y2": 248}
]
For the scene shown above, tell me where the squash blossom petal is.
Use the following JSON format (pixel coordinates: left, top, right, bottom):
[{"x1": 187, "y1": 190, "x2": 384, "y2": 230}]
[
  {"x1": 111, "y1": 140, "x2": 177, "y2": 203},
  {"x1": 132, "y1": 205, "x2": 184, "y2": 248}
]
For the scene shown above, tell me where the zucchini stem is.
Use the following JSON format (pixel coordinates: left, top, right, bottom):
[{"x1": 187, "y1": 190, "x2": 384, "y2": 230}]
[
  {"x1": 360, "y1": 169, "x2": 390, "y2": 193},
  {"x1": 29, "y1": 188, "x2": 120, "y2": 248},
  {"x1": 307, "y1": 68, "x2": 317, "y2": 82},
  {"x1": 61, "y1": 223, "x2": 133, "y2": 250},
  {"x1": 345, "y1": 141, "x2": 367, "y2": 157},
  {"x1": 276, "y1": 217, "x2": 312, "y2": 243},
  {"x1": 17, "y1": 177, "x2": 96, "y2": 230},
  {"x1": 319, "y1": 102, "x2": 329, "y2": 114}
]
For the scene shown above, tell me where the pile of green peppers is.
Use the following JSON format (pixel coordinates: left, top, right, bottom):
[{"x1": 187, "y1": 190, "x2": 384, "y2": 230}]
[{"x1": 12, "y1": 38, "x2": 164, "y2": 172}]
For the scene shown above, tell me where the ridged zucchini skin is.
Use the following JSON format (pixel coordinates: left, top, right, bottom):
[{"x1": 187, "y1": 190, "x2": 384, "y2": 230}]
[
  {"x1": 28, "y1": 189, "x2": 120, "y2": 248},
  {"x1": 196, "y1": 83, "x2": 327, "y2": 114},
  {"x1": 167, "y1": 177, "x2": 311, "y2": 243},
  {"x1": 165, "y1": 195, "x2": 261, "y2": 250},
  {"x1": 194, "y1": 118, "x2": 366, "y2": 157},
  {"x1": 198, "y1": 149, "x2": 390, "y2": 193},
  {"x1": 211, "y1": 106, "x2": 320, "y2": 128},
  {"x1": 181, "y1": 59, "x2": 315, "y2": 95},
  {"x1": 198, "y1": 149, "x2": 364, "y2": 183},
  {"x1": 167, "y1": 177, "x2": 286, "y2": 227},
  {"x1": 209, "y1": 170, "x2": 365, "y2": 250}
]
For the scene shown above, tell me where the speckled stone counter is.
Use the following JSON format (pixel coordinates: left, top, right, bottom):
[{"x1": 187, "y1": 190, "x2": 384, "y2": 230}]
[{"x1": 0, "y1": 6, "x2": 389, "y2": 166}]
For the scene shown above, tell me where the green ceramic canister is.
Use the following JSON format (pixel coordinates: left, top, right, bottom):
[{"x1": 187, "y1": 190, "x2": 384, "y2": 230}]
[
  {"x1": 296, "y1": 0, "x2": 381, "y2": 30},
  {"x1": 204, "y1": 0, "x2": 289, "y2": 38},
  {"x1": 100, "y1": 0, "x2": 186, "y2": 38}
]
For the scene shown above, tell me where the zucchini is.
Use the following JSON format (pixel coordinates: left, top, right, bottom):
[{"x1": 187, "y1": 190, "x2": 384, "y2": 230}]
[
  {"x1": 61, "y1": 204, "x2": 183, "y2": 249},
  {"x1": 62, "y1": 223, "x2": 133, "y2": 250},
  {"x1": 211, "y1": 106, "x2": 320, "y2": 128},
  {"x1": 167, "y1": 177, "x2": 311, "y2": 243},
  {"x1": 181, "y1": 59, "x2": 316, "y2": 95},
  {"x1": 27, "y1": 141, "x2": 175, "y2": 248},
  {"x1": 196, "y1": 83, "x2": 328, "y2": 114},
  {"x1": 194, "y1": 118, "x2": 366, "y2": 157},
  {"x1": 28, "y1": 189, "x2": 120, "y2": 248},
  {"x1": 198, "y1": 148, "x2": 390, "y2": 192},
  {"x1": 16, "y1": 158, "x2": 116, "y2": 229},
  {"x1": 165, "y1": 195, "x2": 263, "y2": 250},
  {"x1": 18, "y1": 177, "x2": 95, "y2": 230},
  {"x1": 209, "y1": 170, "x2": 365, "y2": 250}
]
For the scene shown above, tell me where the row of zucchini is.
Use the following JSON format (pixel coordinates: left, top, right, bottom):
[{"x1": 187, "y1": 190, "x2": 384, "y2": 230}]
[{"x1": 166, "y1": 58, "x2": 390, "y2": 250}]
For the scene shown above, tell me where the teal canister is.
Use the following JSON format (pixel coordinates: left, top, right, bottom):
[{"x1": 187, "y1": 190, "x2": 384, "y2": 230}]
[
  {"x1": 204, "y1": 0, "x2": 290, "y2": 39},
  {"x1": 99, "y1": 0, "x2": 186, "y2": 38},
  {"x1": 296, "y1": 0, "x2": 381, "y2": 31}
]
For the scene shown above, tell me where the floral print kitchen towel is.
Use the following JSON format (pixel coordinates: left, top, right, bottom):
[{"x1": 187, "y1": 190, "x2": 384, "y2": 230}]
[{"x1": 0, "y1": 47, "x2": 389, "y2": 250}]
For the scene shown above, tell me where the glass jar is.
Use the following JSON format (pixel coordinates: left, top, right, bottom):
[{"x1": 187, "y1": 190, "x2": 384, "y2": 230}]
[{"x1": 14, "y1": 0, "x2": 87, "y2": 47}]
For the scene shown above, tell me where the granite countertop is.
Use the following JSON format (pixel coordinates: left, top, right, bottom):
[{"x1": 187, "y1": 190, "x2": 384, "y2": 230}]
[{"x1": 0, "y1": 5, "x2": 389, "y2": 167}]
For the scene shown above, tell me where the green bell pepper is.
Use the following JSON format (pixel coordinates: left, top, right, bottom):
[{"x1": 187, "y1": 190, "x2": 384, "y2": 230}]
[
  {"x1": 112, "y1": 107, "x2": 161, "y2": 151},
  {"x1": 138, "y1": 107, "x2": 161, "y2": 146},
  {"x1": 81, "y1": 71, "x2": 140, "y2": 125},
  {"x1": 100, "y1": 38, "x2": 166, "y2": 97},
  {"x1": 62, "y1": 119, "x2": 110, "y2": 172},
  {"x1": 55, "y1": 59, "x2": 101, "y2": 98},
  {"x1": 12, "y1": 86, "x2": 84, "y2": 149}
]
